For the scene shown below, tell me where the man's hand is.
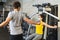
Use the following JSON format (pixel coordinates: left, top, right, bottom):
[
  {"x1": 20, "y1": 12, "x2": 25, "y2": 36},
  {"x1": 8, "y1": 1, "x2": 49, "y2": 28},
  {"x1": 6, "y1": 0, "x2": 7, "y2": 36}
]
[
  {"x1": 24, "y1": 17, "x2": 41, "y2": 25},
  {"x1": 36, "y1": 22, "x2": 40, "y2": 25},
  {"x1": 53, "y1": 25, "x2": 57, "y2": 28},
  {"x1": 0, "y1": 17, "x2": 11, "y2": 27}
]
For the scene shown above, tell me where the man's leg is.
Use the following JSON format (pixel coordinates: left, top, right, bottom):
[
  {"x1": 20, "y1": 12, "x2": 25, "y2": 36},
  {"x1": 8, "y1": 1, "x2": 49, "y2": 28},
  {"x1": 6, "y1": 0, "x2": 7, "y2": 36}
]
[{"x1": 9, "y1": 34, "x2": 23, "y2": 40}]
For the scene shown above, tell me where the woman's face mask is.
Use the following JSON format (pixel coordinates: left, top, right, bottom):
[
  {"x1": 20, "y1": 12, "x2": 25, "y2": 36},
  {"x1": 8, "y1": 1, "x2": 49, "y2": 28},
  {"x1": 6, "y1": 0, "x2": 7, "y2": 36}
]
[{"x1": 38, "y1": 15, "x2": 43, "y2": 21}]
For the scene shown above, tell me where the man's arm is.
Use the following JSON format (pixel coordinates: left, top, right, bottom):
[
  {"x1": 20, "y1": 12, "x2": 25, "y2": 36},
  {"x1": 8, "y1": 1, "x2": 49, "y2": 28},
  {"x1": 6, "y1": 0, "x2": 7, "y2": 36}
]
[
  {"x1": 23, "y1": 17, "x2": 40, "y2": 25},
  {"x1": 0, "y1": 17, "x2": 11, "y2": 27},
  {"x1": 43, "y1": 22, "x2": 57, "y2": 28}
]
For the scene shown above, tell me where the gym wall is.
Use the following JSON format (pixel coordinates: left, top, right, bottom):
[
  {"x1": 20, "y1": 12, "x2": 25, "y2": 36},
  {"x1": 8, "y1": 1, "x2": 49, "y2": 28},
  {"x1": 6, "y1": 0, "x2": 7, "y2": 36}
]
[{"x1": 58, "y1": 5, "x2": 60, "y2": 40}]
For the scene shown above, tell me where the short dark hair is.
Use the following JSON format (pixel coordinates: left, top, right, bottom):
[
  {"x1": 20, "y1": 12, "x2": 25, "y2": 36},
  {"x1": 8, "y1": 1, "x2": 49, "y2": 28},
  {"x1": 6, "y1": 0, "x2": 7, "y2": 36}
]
[
  {"x1": 40, "y1": 14, "x2": 45, "y2": 21},
  {"x1": 13, "y1": 1, "x2": 21, "y2": 9},
  {"x1": 40, "y1": 14, "x2": 44, "y2": 18}
]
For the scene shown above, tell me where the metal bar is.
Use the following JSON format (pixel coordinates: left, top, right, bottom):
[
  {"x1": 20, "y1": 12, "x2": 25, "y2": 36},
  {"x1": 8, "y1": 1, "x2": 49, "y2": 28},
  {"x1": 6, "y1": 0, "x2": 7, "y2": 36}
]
[
  {"x1": 43, "y1": 14, "x2": 48, "y2": 40},
  {"x1": 43, "y1": 10, "x2": 60, "y2": 21},
  {"x1": 3, "y1": 8, "x2": 4, "y2": 21}
]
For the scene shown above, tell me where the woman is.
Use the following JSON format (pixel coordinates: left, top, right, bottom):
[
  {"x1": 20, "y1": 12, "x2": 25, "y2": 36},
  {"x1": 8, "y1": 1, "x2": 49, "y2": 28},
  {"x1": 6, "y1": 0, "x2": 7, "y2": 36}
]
[{"x1": 26, "y1": 14, "x2": 57, "y2": 40}]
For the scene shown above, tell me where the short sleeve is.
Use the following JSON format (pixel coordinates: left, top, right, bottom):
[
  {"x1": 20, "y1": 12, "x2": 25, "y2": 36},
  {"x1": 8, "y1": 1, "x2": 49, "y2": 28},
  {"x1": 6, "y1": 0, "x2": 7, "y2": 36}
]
[
  {"x1": 22, "y1": 12, "x2": 27, "y2": 19},
  {"x1": 7, "y1": 12, "x2": 13, "y2": 19}
]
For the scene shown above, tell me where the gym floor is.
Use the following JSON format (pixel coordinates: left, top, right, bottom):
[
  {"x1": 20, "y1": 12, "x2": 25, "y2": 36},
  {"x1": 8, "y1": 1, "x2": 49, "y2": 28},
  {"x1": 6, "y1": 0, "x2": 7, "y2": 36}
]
[{"x1": 0, "y1": 28, "x2": 9, "y2": 40}]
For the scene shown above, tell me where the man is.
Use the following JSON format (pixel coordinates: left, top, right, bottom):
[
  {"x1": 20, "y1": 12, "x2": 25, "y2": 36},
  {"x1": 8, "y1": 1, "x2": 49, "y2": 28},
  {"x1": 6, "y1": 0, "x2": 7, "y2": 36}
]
[
  {"x1": 26, "y1": 14, "x2": 57, "y2": 40},
  {"x1": 0, "y1": 1, "x2": 40, "y2": 40}
]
